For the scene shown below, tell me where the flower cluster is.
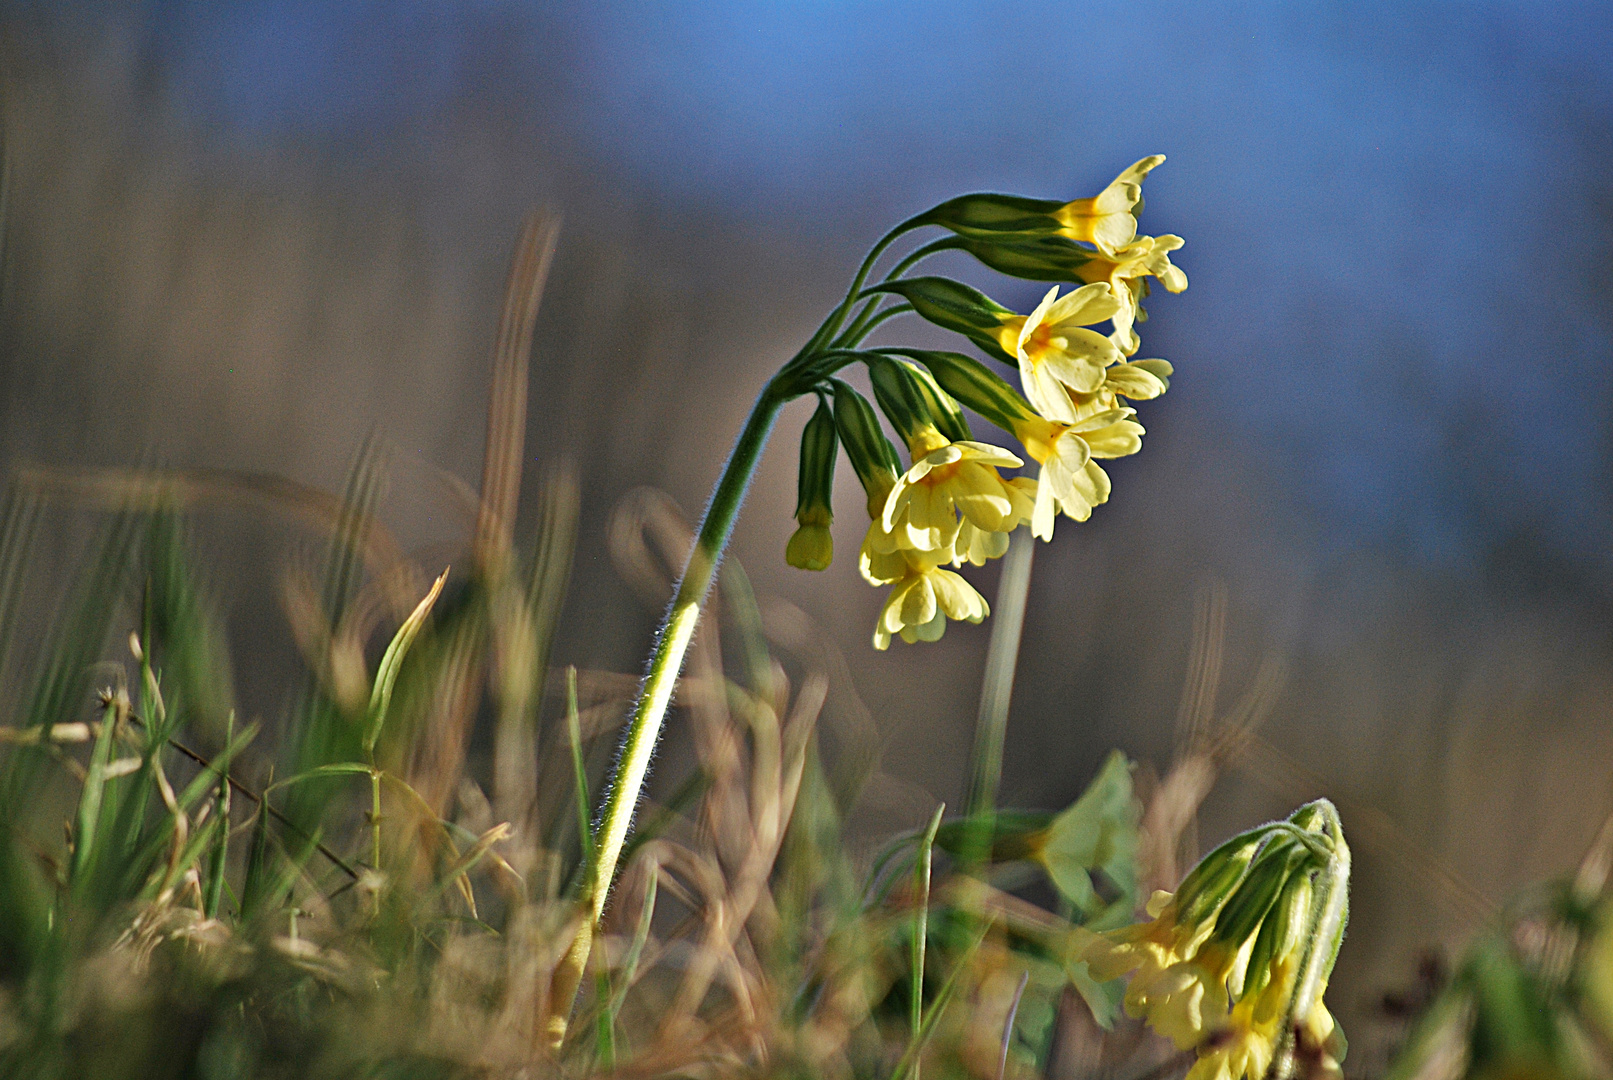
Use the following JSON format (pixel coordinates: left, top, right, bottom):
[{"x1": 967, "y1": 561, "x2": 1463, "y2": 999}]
[
  {"x1": 1083, "y1": 802, "x2": 1351, "y2": 1080},
  {"x1": 781, "y1": 158, "x2": 1187, "y2": 648}
]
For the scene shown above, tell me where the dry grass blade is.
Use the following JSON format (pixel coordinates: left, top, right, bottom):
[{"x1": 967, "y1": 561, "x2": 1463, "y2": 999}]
[{"x1": 473, "y1": 209, "x2": 560, "y2": 578}]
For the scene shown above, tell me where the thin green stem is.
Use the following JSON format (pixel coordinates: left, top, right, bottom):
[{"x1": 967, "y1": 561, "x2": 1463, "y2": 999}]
[
  {"x1": 1271, "y1": 801, "x2": 1350, "y2": 1079},
  {"x1": 961, "y1": 528, "x2": 1035, "y2": 869},
  {"x1": 833, "y1": 236, "x2": 959, "y2": 348},
  {"x1": 546, "y1": 376, "x2": 790, "y2": 1047},
  {"x1": 831, "y1": 303, "x2": 912, "y2": 350},
  {"x1": 805, "y1": 217, "x2": 926, "y2": 354}
]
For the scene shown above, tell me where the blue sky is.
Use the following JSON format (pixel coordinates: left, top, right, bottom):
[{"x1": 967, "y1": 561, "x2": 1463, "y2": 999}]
[{"x1": 144, "y1": 0, "x2": 1613, "y2": 578}]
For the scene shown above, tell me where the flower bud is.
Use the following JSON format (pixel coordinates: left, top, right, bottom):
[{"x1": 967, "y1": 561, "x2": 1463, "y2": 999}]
[
  {"x1": 864, "y1": 277, "x2": 1019, "y2": 363},
  {"x1": 830, "y1": 380, "x2": 902, "y2": 517},
  {"x1": 885, "y1": 349, "x2": 1035, "y2": 433},
  {"x1": 786, "y1": 397, "x2": 838, "y2": 571}
]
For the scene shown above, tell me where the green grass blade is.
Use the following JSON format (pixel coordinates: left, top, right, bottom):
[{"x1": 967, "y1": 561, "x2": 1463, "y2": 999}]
[
  {"x1": 361, "y1": 567, "x2": 447, "y2": 758},
  {"x1": 912, "y1": 804, "x2": 945, "y2": 1044}
]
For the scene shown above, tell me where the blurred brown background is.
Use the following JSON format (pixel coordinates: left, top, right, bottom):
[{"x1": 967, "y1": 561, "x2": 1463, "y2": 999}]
[{"x1": 2, "y1": 4, "x2": 1612, "y2": 1068}]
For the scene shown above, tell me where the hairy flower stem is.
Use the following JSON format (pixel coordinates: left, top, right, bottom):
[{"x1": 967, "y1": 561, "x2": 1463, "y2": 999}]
[{"x1": 546, "y1": 378, "x2": 788, "y2": 1047}]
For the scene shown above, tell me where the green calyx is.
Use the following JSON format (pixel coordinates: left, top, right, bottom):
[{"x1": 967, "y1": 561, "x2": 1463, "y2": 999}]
[
  {"x1": 912, "y1": 192, "x2": 1069, "y2": 239},
  {"x1": 949, "y1": 233, "x2": 1101, "y2": 284},
  {"x1": 867, "y1": 354, "x2": 970, "y2": 448},
  {"x1": 786, "y1": 397, "x2": 840, "y2": 571},
  {"x1": 882, "y1": 349, "x2": 1035, "y2": 433},
  {"x1": 830, "y1": 380, "x2": 903, "y2": 514},
  {"x1": 863, "y1": 277, "x2": 1017, "y2": 363}
]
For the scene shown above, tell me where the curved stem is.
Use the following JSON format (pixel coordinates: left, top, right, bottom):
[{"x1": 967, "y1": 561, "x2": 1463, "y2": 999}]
[
  {"x1": 832, "y1": 303, "x2": 913, "y2": 350},
  {"x1": 805, "y1": 216, "x2": 926, "y2": 354},
  {"x1": 545, "y1": 377, "x2": 790, "y2": 1047}
]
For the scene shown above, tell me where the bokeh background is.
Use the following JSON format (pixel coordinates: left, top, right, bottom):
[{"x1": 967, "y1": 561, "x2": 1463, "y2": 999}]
[{"x1": 1, "y1": 1, "x2": 1611, "y2": 1068}]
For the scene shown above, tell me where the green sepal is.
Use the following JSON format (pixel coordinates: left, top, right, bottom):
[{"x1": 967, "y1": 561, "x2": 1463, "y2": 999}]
[
  {"x1": 830, "y1": 380, "x2": 902, "y2": 505},
  {"x1": 1240, "y1": 865, "x2": 1311, "y2": 1002},
  {"x1": 883, "y1": 349, "x2": 1034, "y2": 432},
  {"x1": 864, "y1": 277, "x2": 1016, "y2": 362},
  {"x1": 949, "y1": 234, "x2": 1102, "y2": 284},
  {"x1": 1211, "y1": 838, "x2": 1313, "y2": 949},
  {"x1": 867, "y1": 355, "x2": 970, "y2": 446},
  {"x1": 793, "y1": 397, "x2": 839, "y2": 521},
  {"x1": 913, "y1": 192, "x2": 1067, "y2": 239},
  {"x1": 1174, "y1": 831, "x2": 1262, "y2": 926}
]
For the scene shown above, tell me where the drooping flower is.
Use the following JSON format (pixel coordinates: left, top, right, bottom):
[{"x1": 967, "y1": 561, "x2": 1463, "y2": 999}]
[
  {"x1": 861, "y1": 531, "x2": 990, "y2": 650},
  {"x1": 882, "y1": 435, "x2": 1033, "y2": 553},
  {"x1": 1074, "y1": 235, "x2": 1190, "y2": 355},
  {"x1": 1012, "y1": 409, "x2": 1142, "y2": 539},
  {"x1": 1053, "y1": 155, "x2": 1166, "y2": 253},
  {"x1": 991, "y1": 283, "x2": 1124, "y2": 420}
]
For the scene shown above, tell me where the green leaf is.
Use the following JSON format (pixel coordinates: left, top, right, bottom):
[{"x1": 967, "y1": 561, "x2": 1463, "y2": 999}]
[
  {"x1": 1038, "y1": 751, "x2": 1139, "y2": 918},
  {"x1": 362, "y1": 567, "x2": 448, "y2": 758}
]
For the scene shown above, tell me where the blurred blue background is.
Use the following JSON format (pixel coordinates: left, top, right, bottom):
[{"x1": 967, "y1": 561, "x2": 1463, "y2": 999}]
[{"x1": 3, "y1": 1, "x2": 1613, "y2": 1064}]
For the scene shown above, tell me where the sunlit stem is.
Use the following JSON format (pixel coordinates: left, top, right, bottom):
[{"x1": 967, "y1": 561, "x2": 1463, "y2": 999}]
[
  {"x1": 370, "y1": 769, "x2": 382, "y2": 885},
  {"x1": 546, "y1": 376, "x2": 789, "y2": 1047}
]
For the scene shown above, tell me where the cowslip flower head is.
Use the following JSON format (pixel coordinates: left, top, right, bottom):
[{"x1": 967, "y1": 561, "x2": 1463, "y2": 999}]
[
  {"x1": 1074, "y1": 234, "x2": 1189, "y2": 355},
  {"x1": 993, "y1": 283, "x2": 1124, "y2": 419},
  {"x1": 1087, "y1": 805, "x2": 1349, "y2": 1080},
  {"x1": 1053, "y1": 155, "x2": 1166, "y2": 253},
  {"x1": 883, "y1": 434, "x2": 1032, "y2": 553}
]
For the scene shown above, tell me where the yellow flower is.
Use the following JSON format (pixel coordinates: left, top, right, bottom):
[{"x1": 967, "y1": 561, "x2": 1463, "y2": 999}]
[
  {"x1": 869, "y1": 543, "x2": 989, "y2": 650},
  {"x1": 1012, "y1": 410, "x2": 1142, "y2": 539},
  {"x1": 1074, "y1": 234, "x2": 1189, "y2": 355},
  {"x1": 992, "y1": 283, "x2": 1124, "y2": 419},
  {"x1": 1126, "y1": 939, "x2": 1245, "y2": 1049},
  {"x1": 883, "y1": 437, "x2": 1032, "y2": 553},
  {"x1": 950, "y1": 477, "x2": 1036, "y2": 567},
  {"x1": 1182, "y1": 957, "x2": 1343, "y2": 1080},
  {"x1": 1053, "y1": 155, "x2": 1166, "y2": 253},
  {"x1": 1085, "y1": 891, "x2": 1211, "y2": 993},
  {"x1": 1062, "y1": 360, "x2": 1172, "y2": 424},
  {"x1": 785, "y1": 505, "x2": 834, "y2": 571}
]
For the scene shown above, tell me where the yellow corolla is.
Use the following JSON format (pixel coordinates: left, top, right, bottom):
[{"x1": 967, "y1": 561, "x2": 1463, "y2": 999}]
[
  {"x1": 1013, "y1": 410, "x2": 1142, "y2": 539},
  {"x1": 1125, "y1": 939, "x2": 1245, "y2": 1049},
  {"x1": 951, "y1": 477, "x2": 1036, "y2": 567},
  {"x1": 883, "y1": 438, "x2": 1032, "y2": 553},
  {"x1": 1075, "y1": 234, "x2": 1189, "y2": 355},
  {"x1": 1085, "y1": 891, "x2": 1212, "y2": 996},
  {"x1": 1181, "y1": 957, "x2": 1340, "y2": 1080},
  {"x1": 869, "y1": 545, "x2": 990, "y2": 650},
  {"x1": 1053, "y1": 155, "x2": 1166, "y2": 253},
  {"x1": 993, "y1": 283, "x2": 1123, "y2": 421}
]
